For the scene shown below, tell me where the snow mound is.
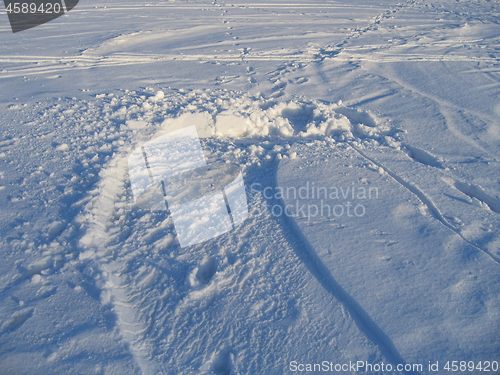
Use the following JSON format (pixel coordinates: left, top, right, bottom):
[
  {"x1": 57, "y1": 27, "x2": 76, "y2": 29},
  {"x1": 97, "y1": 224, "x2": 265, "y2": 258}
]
[
  {"x1": 146, "y1": 89, "x2": 397, "y2": 142},
  {"x1": 28, "y1": 88, "x2": 398, "y2": 147}
]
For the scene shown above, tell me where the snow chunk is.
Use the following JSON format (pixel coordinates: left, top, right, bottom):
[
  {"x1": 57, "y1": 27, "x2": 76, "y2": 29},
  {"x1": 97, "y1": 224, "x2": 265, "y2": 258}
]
[
  {"x1": 126, "y1": 119, "x2": 147, "y2": 130},
  {"x1": 150, "y1": 90, "x2": 165, "y2": 102},
  {"x1": 216, "y1": 112, "x2": 249, "y2": 137},
  {"x1": 161, "y1": 112, "x2": 215, "y2": 138},
  {"x1": 55, "y1": 143, "x2": 69, "y2": 151}
]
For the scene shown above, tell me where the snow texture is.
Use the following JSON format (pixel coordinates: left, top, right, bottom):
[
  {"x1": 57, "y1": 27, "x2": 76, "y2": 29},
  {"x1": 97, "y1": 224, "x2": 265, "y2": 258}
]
[{"x1": 1, "y1": 0, "x2": 500, "y2": 374}]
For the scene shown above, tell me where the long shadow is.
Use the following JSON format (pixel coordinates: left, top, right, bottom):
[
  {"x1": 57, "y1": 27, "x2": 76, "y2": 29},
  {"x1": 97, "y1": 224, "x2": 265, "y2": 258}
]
[{"x1": 267, "y1": 161, "x2": 420, "y2": 375}]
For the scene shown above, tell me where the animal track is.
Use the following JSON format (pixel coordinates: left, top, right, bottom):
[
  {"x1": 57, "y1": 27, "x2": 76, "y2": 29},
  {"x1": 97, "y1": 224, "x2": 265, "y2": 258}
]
[
  {"x1": 453, "y1": 181, "x2": 500, "y2": 214},
  {"x1": 1, "y1": 308, "x2": 34, "y2": 332},
  {"x1": 295, "y1": 77, "x2": 308, "y2": 84},
  {"x1": 196, "y1": 257, "x2": 218, "y2": 285},
  {"x1": 211, "y1": 348, "x2": 237, "y2": 375},
  {"x1": 265, "y1": 61, "x2": 311, "y2": 96},
  {"x1": 403, "y1": 145, "x2": 443, "y2": 168},
  {"x1": 336, "y1": 0, "x2": 415, "y2": 48}
]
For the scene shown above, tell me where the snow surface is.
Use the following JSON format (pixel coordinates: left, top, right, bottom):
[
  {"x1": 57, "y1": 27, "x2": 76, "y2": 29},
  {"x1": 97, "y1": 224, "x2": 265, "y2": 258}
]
[{"x1": 1, "y1": 0, "x2": 500, "y2": 374}]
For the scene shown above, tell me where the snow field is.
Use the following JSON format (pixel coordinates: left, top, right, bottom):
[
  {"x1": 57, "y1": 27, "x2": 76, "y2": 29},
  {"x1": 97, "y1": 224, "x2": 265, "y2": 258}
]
[{"x1": 1, "y1": 0, "x2": 500, "y2": 373}]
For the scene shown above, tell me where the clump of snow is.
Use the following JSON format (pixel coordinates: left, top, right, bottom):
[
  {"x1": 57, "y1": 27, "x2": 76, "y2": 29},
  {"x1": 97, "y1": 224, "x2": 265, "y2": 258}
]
[
  {"x1": 55, "y1": 143, "x2": 69, "y2": 151},
  {"x1": 125, "y1": 119, "x2": 147, "y2": 130},
  {"x1": 149, "y1": 90, "x2": 165, "y2": 102}
]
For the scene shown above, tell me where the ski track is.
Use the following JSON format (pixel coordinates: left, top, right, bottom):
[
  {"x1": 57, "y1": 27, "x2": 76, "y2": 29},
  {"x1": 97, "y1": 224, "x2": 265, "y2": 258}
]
[
  {"x1": 2, "y1": 48, "x2": 497, "y2": 81},
  {"x1": 371, "y1": 68, "x2": 500, "y2": 161},
  {"x1": 2, "y1": 0, "x2": 500, "y2": 82}
]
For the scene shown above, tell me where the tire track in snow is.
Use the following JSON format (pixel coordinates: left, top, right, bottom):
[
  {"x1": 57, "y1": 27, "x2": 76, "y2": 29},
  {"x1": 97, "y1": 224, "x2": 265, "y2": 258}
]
[
  {"x1": 77, "y1": 151, "x2": 163, "y2": 375},
  {"x1": 3, "y1": 0, "x2": 499, "y2": 83},
  {"x1": 350, "y1": 143, "x2": 500, "y2": 265},
  {"x1": 271, "y1": 165, "x2": 418, "y2": 374},
  {"x1": 3, "y1": 48, "x2": 499, "y2": 80}
]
